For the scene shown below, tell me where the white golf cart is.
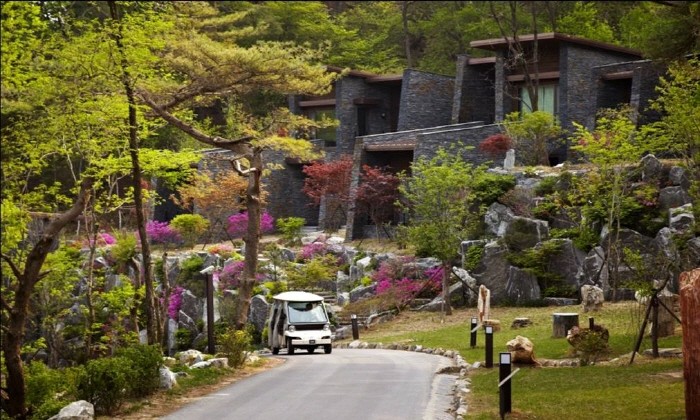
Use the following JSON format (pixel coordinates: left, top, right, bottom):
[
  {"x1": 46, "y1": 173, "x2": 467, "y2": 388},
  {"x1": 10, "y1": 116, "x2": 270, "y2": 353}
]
[{"x1": 267, "y1": 291, "x2": 333, "y2": 355}]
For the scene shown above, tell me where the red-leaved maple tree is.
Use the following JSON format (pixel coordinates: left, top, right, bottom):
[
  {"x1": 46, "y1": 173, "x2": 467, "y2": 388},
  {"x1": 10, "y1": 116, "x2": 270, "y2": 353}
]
[
  {"x1": 355, "y1": 164, "x2": 400, "y2": 238},
  {"x1": 302, "y1": 154, "x2": 354, "y2": 230}
]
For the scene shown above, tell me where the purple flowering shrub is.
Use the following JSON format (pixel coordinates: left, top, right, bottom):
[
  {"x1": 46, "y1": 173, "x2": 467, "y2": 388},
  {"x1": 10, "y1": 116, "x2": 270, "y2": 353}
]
[
  {"x1": 299, "y1": 242, "x2": 328, "y2": 261},
  {"x1": 168, "y1": 286, "x2": 185, "y2": 320},
  {"x1": 227, "y1": 211, "x2": 275, "y2": 238},
  {"x1": 100, "y1": 233, "x2": 116, "y2": 245},
  {"x1": 372, "y1": 258, "x2": 442, "y2": 307},
  {"x1": 146, "y1": 220, "x2": 181, "y2": 245},
  {"x1": 218, "y1": 261, "x2": 264, "y2": 290}
]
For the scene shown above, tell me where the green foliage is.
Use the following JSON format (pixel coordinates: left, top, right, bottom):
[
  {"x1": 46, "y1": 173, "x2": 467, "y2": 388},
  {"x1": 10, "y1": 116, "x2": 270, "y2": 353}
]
[
  {"x1": 217, "y1": 328, "x2": 252, "y2": 368},
  {"x1": 569, "y1": 328, "x2": 610, "y2": 366},
  {"x1": 110, "y1": 231, "x2": 138, "y2": 265},
  {"x1": 507, "y1": 240, "x2": 572, "y2": 297},
  {"x1": 170, "y1": 214, "x2": 210, "y2": 247},
  {"x1": 0, "y1": 199, "x2": 30, "y2": 254},
  {"x1": 550, "y1": 227, "x2": 599, "y2": 253},
  {"x1": 286, "y1": 254, "x2": 337, "y2": 289},
  {"x1": 114, "y1": 344, "x2": 163, "y2": 397},
  {"x1": 556, "y1": 2, "x2": 615, "y2": 43},
  {"x1": 180, "y1": 254, "x2": 205, "y2": 275},
  {"x1": 398, "y1": 146, "x2": 485, "y2": 263},
  {"x1": 275, "y1": 216, "x2": 305, "y2": 246},
  {"x1": 25, "y1": 362, "x2": 82, "y2": 420},
  {"x1": 463, "y1": 244, "x2": 485, "y2": 272},
  {"x1": 502, "y1": 111, "x2": 563, "y2": 166},
  {"x1": 78, "y1": 356, "x2": 135, "y2": 415},
  {"x1": 175, "y1": 328, "x2": 193, "y2": 351}
]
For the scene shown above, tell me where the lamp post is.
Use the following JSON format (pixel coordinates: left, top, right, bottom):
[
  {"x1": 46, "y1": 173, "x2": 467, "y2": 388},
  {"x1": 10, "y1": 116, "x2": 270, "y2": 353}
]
[
  {"x1": 485, "y1": 325, "x2": 494, "y2": 368},
  {"x1": 499, "y1": 352, "x2": 512, "y2": 418},
  {"x1": 470, "y1": 317, "x2": 478, "y2": 348}
]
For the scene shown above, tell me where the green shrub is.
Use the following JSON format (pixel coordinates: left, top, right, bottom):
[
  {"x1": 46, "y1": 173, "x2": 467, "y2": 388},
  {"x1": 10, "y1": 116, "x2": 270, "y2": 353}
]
[
  {"x1": 286, "y1": 254, "x2": 337, "y2": 289},
  {"x1": 464, "y1": 244, "x2": 485, "y2": 271},
  {"x1": 179, "y1": 254, "x2": 205, "y2": 296},
  {"x1": 26, "y1": 362, "x2": 82, "y2": 420},
  {"x1": 111, "y1": 231, "x2": 138, "y2": 265},
  {"x1": 78, "y1": 356, "x2": 135, "y2": 415},
  {"x1": 175, "y1": 328, "x2": 193, "y2": 351},
  {"x1": 276, "y1": 216, "x2": 305, "y2": 246},
  {"x1": 170, "y1": 214, "x2": 210, "y2": 247},
  {"x1": 114, "y1": 344, "x2": 163, "y2": 396},
  {"x1": 217, "y1": 328, "x2": 252, "y2": 368}
]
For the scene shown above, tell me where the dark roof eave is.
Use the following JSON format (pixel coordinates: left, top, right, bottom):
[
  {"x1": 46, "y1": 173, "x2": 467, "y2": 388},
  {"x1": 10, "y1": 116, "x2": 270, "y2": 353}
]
[{"x1": 470, "y1": 32, "x2": 642, "y2": 57}]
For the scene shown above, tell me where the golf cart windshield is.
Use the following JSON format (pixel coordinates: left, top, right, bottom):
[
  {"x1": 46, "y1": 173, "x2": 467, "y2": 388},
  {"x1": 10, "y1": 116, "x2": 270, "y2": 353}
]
[{"x1": 288, "y1": 301, "x2": 328, "y2": 323}]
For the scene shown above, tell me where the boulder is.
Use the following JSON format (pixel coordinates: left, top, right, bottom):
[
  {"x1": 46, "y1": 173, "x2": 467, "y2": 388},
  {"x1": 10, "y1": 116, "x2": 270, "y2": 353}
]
[
  {"x1": 452, "y1": 267, "x2": 479, "y2": 306},
  {"x1": 505, "y1": 267, "x2": 541, "y2": 304},
  {"x1": 544, "y1": 239, "x2": 586, "y2": 287},
  {"x1": 506, "y1": 335, "x2": 538, "y2": 364},
  {"x1": 580, "y1": 285, "x2": 604, "y2": 312},
  {"x1": 669, "y1": 204, "x2": 694, "y2": 233},
  {"x1": 640, "y1": 154, "x2": 663, "y2": 181},
  {"x1": 159, "y1": 366, "x2": 178, "y2": 390},
  {"x1": 511, "y1": 318, "x2": 532, "y2": 329},
  {"x1": 247, "y1": 295, "x2": 269, "y2": 334},
  {"x1": 471, "y1": 241, "x2": 512, "y2": 304},
  {"x1": 576, "y1": 246, "x2": 608, "y2": 291},
  {"x1": 484, "y1": 202, "x2": 515, "y2": 237},
  {"x1": 669, "y1": 166, "x2": 690, "y2": 189},
  {"x1": 349, "y1": 283, "x2": 376, "y2": 303},
  {"x1": 179, "y1": 290, "x2": 203, "y2": 323},
  {"x1": 178, "y1": 349, "x2": 204, "y2": 366},
  {"x1": 48, "y1": 400, "x2": 94, "y2": 420},
  {"x1": 504, "y1": 216, "x2": 549, "y2": 251},
  {"x1": 659, "y1": 186, "x2": 692, "y2": 210}
]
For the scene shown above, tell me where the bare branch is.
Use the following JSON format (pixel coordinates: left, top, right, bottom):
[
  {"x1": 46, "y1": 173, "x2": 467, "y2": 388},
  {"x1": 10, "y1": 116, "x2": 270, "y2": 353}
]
[
  {"x1": 0, "y1": 254, "x2": 23, "y2": 280},
  {"x1": 1, "y1": 295, "x2": 11, "y2": 313},
  {"x1": 137, "y1": 90, "x2": 254, "y2": 157}
]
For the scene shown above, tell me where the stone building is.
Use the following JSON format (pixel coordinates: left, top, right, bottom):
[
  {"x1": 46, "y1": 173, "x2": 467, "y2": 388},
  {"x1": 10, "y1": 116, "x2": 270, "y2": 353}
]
[{"x1": 182, "y1": 33, "x2": 666, "y2": 240}]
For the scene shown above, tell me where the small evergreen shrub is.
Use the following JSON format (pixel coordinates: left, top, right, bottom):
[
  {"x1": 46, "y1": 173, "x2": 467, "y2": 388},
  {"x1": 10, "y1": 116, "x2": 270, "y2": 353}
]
[
  {"x1": 276, "y1": 216, "x2": 305, "y2": 246},
  {"x1": 217, "y1": 328, "x2": 252, "y2": 368},
  {"x1": 78, "y1": 356, "x2": 135, "y2": 415},
  {"x1": 26, "y1": 362, "x2": 82, "y2": 420},
  {"x1": 114, "y1": 344, "x2": 163, "y2": 397},
  {"x1": 170, "y1": 214, "x2": 210, "y2": 247}
]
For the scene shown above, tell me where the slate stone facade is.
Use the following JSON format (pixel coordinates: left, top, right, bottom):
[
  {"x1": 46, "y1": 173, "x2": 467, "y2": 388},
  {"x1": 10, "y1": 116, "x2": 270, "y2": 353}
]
[{"x1": 186, "y1": 33, "x2": 667, "y2": 240}]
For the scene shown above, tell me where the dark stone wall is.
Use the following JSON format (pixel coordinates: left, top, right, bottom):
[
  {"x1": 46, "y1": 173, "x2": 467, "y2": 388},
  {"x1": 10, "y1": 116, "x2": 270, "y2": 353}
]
[
  {"x1": 413, "y1": 124, "x2": 502, "y2": 166},
  {"x1": 397, "y1": 70, "x2": 454, "y2": 131},
  {"x1": 559, "y1": 44, "x2": 642, "y2": 133},
  {"x1": 453, "y1": 55, "x2": 496, "y2": 124},
  {"x1": 264, "y1": 149, "x2": 320, "y2": 226},
  {"x1": 591, "y1": 60, "x2": 665, "y2": 128}
]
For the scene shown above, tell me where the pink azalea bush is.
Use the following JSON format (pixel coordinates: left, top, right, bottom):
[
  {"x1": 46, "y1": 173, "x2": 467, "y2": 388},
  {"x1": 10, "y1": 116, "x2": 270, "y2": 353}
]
[
  {"x1": 168, "y1": 286, "x2": 185, "y2": 320},
  {"x1": 146, "y1": 220, "x2": 181, "y2": 245},
  {"x1": 299, "y1": 242, "x2": 328, "y2": 261},
  {"x1": 227, "y1": 211, "x2": 275, "y2": 238},
  {"x1": 373, "y1": 258, "x2": 442, "y2": 306},
  {"x1": 218, "y1": 261, "x2": 264, "y2": 290}
]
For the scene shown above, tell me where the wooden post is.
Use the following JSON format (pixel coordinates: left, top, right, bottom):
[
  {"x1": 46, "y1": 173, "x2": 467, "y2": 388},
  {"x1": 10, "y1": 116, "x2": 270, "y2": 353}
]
[
  {"x1": 552, "y1": 313, "x2": 579, "y2": 338},
  {"x1": 680, "y1": 268, "x2": 700, "y2": 420}
]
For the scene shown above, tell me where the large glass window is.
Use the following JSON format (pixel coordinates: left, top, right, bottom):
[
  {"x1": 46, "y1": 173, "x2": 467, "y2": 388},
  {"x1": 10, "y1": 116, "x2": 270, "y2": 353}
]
[
  {"x1": 520, "y1": 84, "x2": 558, "y2": 115},
  {"x1": 313, "y1": 108, "x2": 336, "y2": 147}
]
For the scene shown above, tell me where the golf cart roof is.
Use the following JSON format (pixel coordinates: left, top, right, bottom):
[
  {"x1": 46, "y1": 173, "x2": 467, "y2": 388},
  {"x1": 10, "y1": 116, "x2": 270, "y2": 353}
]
[{"x1": 272, "y1": 291, "x2": 325, "y2": 302}]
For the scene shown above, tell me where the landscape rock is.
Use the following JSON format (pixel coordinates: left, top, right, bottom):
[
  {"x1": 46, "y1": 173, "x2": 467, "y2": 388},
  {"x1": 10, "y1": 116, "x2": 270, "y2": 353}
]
[
  {"x1": 505, "y1": 266, "x2": 541, "y2": 304},
  {"x1": 504, "y1": 216, "x2": 549, "y2": 251},
  {"x1": 506, "y1": 335, "x2": 538, "y2": 364},
  {"x1": 658, "y1": 186, "x2": 692, "y2": 210},
  {"x1": 484, "y1": 202, "x2": 515, "y2": 237},
  {"x1": 580, "y1": 285, "x2": 604, "y2": 312},
  {"x1": 48, "y1": 400, "x2": 94, "y2": 420},
  {"x1": 159, "y1": 366, "x2": 178, "y2": 390},
  {"x1": 247, "y1": 295, "x2": 269, "y2": 334},
  {"x1": 471, "y1": 241, "x2": 512, "y2": 304}
]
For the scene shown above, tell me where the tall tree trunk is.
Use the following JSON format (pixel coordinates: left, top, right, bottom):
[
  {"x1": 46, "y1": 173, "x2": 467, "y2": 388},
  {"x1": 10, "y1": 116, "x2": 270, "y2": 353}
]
[
  {"x1": 235, "y1": 150, "x2": 263, "y2": 330},
  {"x1": 1, "y1": 179, "x2": 92, "y2": 419},
  {"x1": 401, "y1": 1, "x2": 415, "y2": 68},
  {"x1": 108, "y1": 0, "x2": 157, "y2": 345}
]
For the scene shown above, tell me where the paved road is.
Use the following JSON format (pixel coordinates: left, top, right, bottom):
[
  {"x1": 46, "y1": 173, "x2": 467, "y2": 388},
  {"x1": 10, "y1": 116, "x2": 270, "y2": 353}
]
[{"x1": 163, "y1": 348, "x2": 457, "y2": 420}]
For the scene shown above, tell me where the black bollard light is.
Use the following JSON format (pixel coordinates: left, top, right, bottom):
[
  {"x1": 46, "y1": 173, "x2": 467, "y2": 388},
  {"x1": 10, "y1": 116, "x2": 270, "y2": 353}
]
[
  {"x1": 470, "y1": 317, "x2": 478, "y2": 348},
  {"x1": 499, "y1": 352, "x2": 512, "y2": 419},
  {"x1": 485, "y1": 325, "x2": 494, "y2": 368},
  {"x1": 351, "y1": 314, "x2": 359, "y2": 340},
  {"x1": 589, "y1": 317, "x2": 595, "y2": 329}
]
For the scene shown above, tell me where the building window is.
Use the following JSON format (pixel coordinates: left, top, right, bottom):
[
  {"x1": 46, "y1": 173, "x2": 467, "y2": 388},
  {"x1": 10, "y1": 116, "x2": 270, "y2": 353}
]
[
  {"x1": 520, "y1": 83, "x2": 558, "y2": 116},
  {"x1": 313, "y1": 108, "x2": 336, "y2": 147}
]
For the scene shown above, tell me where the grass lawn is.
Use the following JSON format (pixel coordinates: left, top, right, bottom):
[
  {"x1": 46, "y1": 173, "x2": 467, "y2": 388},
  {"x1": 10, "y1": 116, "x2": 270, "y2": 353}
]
[{"x1": 334, "y1": 302, "x2": 685, "y2": 419}]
